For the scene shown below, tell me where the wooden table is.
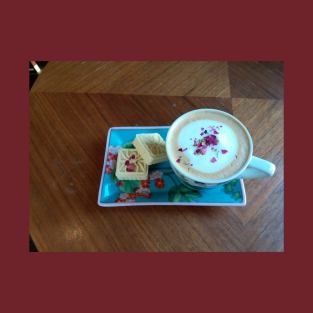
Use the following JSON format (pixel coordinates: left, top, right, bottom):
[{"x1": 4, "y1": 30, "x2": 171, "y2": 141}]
[{"x1": 30, "y1": 61, "x2": 284, "y2": 252}]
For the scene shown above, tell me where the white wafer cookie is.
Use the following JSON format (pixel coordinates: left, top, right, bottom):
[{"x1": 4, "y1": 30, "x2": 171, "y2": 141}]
[
  {"x1": 133, "y1": 133, "x2": 167, "y2": 165},
  {"x1": 115, "y1": 148, "x2": 148, "y2": 180}
]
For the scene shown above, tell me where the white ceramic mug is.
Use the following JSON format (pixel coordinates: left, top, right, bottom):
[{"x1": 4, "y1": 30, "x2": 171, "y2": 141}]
[{"x1": 166, "y1": 109, "x2": 276, "y2": 188}]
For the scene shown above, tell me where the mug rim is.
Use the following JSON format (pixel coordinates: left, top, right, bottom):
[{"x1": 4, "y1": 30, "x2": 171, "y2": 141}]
[{"x1": 165, "y1": 108, "x2": 253, "y2": 184}]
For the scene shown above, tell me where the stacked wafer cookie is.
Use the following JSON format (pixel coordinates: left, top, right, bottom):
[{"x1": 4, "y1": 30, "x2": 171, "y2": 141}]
[{"x1": 116, "y1": 133, "x2": 167, "y2": 180}]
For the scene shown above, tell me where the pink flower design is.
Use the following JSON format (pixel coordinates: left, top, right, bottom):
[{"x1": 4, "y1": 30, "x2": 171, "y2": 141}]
[
  {"x1": 115, "y1": 193, "x2": 136, "y2": 203},
  {"x1": 108, "y1": 146, "x2": 121, "y2": 154},
  {"x1": 149, "y1": 170, "x2": 163, "y2": 180},
  {"x1": 116, "y1": 198, "x2": 126, "y2": 203},
  {"x1": 105, "y1": 165, "x2": 112, "y2": 174},
  {"x1": 136, "y1": 187, "x2": 151, "y2": 194},
  {"x1": 105, "y1": 146, "x2": 120, "y2": 175},
  {"x1": 119, "y1": 193, "x2": 129, "y2": 200},
  {"x1": 108, "y1": 152, "x2": 118, "y2": 161}
]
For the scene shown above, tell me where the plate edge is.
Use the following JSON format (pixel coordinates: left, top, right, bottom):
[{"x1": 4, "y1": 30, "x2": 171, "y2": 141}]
[
  {"x1": 98, "y1": 201, "x2": 246, "y2": 207},
  {"x1": 97, "y1": 127, "x2": 112, "y2": 206}
]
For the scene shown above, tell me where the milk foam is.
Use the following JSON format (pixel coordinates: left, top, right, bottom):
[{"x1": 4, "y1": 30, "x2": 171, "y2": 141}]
[
  {"x1": 178, "y1": 120, "x2": 238, "y2": 173},
  {"x1": 167, "y1": 110, "x2": 251, "y2": 181}
]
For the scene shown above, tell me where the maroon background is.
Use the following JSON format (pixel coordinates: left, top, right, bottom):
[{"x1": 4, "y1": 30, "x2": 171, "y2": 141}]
[{"x1": 1, "y1": 0, "x2": 311, "y2": 311}]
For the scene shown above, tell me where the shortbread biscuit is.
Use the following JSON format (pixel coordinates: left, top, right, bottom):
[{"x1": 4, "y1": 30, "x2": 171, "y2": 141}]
[
  {"x1": 115, "y1": 149, "x2": 148, "y2": 180},
  {"x1": 133, "y1": 133, "x2": 167, "y2": 165}
]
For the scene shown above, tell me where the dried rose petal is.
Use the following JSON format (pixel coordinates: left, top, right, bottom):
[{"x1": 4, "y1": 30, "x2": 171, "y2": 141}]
[
  {"x1": 210, "y1": 157, "x2": 217, "y2": 163},
  {"x1": 176, "y1": 158, "x2": 181, "y2": 163},
  {"x1": 125, "y1": 160, "x2": 130, "y2": 165},
  {"x1": 200, "y1": 146, "x2": 208, "y2": 154},
  {"x1": 204, "y1": 134, "x2": 218, "y2": 146},
  {"x1": 126, "y1": 163, "x2": 136, "y2": 172},
  {"x1": 221, "y1": 149, "x2": 228, "y2": 154},
  {"x1": 192, "y1": 126, "x2": 221, "y2": 156}
]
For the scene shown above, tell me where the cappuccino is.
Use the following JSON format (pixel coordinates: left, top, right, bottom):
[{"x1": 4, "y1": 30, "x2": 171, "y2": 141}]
[{"x1": 166, "y1": 109, "x2": 252, "y2": 181}]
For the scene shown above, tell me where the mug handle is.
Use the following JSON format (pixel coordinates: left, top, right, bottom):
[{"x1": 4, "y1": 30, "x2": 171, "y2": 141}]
[{"x1": 238, "y1": 156, "x2": 276, "y2": 179}]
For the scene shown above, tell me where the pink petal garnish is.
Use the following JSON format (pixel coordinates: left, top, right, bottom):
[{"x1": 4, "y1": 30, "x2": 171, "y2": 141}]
[
  {"x1": 221, "y1": 149, "x2": 228, "y2": 154},
  {"x1": 213, "y1": 130, "x2": 219, "y2": 134},
  {"x1": 200, "y1": 146, "x2": 208, "y2": 154},
  {"x1": 210, "y1": 157, "x2": 217, "y2": 163},
  {"x1": 176, "y1": 158, "x2": 181, "y2": 163},
  {"x1": 201, "y1": 127, "x2": 204, "y2": 130},
  {"x1": 126, "y1": 163, "x2": 136, "y2": 172}
]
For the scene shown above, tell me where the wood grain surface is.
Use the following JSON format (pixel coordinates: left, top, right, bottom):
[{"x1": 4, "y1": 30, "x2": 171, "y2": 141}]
[
  {"x1": 31, "y1": 61, "x2": 230, "y2": 97},
  {"x1": 228, "y1": 62, "x2": 284, "y2": 99},
  {"x1": 232, "y1": 98, "x2": 284, "y2": 251},
  {"x1": 30, "y1": 61, "x2": 284, "y2": 252}
]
